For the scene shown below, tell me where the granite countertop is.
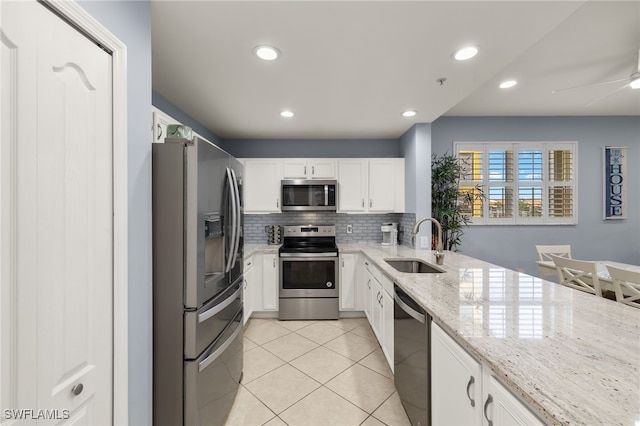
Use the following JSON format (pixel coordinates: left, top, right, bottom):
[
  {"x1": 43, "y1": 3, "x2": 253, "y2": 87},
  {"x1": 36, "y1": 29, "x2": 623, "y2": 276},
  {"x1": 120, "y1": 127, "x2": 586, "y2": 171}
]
[
  {"x1": 340, "y1": 243, "x2": 640, "y2": 426},
  {"x1": 244, "y1": 243, "x2": 280, "y2": 259}
]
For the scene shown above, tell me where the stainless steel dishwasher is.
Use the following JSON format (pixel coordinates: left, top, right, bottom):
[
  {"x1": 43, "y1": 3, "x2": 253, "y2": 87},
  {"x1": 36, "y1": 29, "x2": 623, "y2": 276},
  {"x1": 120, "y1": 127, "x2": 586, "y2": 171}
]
[{"x1": 394, "y1": 284, "x2": 431, "y2": 426}]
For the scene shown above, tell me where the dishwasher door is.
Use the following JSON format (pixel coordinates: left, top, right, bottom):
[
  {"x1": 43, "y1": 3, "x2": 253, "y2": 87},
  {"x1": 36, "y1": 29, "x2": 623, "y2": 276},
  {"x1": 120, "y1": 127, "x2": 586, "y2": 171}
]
[{"x1": 394, "y1": 285, "x2": 431, "y2": 426}]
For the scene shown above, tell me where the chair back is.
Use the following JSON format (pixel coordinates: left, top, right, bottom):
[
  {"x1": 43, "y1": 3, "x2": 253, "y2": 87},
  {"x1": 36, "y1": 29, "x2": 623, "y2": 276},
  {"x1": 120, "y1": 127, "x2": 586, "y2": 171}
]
[
  {"x1": 550, "y1": 254, "x2": 602, "y2": 297},
  {"x1": 606, "y1": 265, "x2": 640, "y2": 308},
  {"x1": 536, "y1": 245, "x2": 572, "y2": 262}
]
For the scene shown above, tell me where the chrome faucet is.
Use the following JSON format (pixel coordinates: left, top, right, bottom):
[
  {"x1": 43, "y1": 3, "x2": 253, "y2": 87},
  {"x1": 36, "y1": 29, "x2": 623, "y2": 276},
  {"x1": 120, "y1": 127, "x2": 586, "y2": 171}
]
[{"x1": 412, "y1": 217, "x2": 445, "y2": 265}]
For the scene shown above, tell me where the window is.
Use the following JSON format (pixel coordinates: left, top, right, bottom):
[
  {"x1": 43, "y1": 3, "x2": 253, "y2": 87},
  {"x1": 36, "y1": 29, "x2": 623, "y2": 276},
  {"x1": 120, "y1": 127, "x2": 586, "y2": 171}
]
[{"x1": 455, "y1": 142, "x2": 577, "y2": 225}]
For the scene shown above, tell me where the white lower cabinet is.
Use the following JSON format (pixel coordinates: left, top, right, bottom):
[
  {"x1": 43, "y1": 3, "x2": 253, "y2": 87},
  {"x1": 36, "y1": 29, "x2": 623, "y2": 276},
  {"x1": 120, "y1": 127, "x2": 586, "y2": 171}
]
[
  {"x1": 431, "y1": 322, "x2": 543, "y2": 426},
  {"x1": 243, "y1": 255, "x2": 257, "y2": 324},
  {"x1": 431, "y1": 321, "x2": 483, "y2": 425},
  {"x1": 362, "y1": 259, "x2": 394, "y2": 370},
  {"x1": 261, "y1": 253, "x2": 279, "y2": 311},
  {"x1": 339, "y1": 253, "x2": 363, "y2": 311},
  {"x1": 484, "y1": 374, "x2": 544, "y2": 426}
]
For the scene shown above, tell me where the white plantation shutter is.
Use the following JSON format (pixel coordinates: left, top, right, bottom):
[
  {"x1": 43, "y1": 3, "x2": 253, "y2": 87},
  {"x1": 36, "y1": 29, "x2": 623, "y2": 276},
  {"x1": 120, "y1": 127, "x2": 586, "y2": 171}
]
[{"x1": 454, "y1": 142, "x2": 577, "y2": 225}]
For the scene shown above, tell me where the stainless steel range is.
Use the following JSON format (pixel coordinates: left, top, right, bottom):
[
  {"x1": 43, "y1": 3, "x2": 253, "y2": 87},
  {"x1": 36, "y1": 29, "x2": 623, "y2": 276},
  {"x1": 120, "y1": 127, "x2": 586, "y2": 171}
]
[{"x1": 279, "y1": 225, "x2": 339, "y2": 320}]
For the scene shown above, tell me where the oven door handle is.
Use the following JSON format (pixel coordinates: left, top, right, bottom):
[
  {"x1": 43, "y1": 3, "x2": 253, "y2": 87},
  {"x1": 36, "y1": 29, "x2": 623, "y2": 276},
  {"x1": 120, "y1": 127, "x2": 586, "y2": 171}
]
[{"x1": 279, "y1": 252, "x2": 337, "y2": 258}]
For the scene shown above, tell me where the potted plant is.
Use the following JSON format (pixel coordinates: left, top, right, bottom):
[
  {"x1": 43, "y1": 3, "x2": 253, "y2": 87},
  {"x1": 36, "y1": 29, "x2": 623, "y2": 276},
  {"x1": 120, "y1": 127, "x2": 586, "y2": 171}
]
[{"x1": 431, "y1": 153, "x2": 484, "y2": 251}]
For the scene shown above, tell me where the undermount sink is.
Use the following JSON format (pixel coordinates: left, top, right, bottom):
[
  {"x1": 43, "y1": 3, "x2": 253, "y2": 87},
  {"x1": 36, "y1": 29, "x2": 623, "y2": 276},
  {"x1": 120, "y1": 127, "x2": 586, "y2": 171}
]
[{"x1": 384, "y1": 258, "x2": 445, "y2": 274}]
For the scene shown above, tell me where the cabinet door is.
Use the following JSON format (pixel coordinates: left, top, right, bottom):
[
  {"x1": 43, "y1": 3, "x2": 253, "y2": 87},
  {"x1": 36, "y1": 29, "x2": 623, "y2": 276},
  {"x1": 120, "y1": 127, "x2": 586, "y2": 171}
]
[
  {"x1": 371, "y1": 280, "x2": 383, "y2": 343},
  {"x1": 368, "y1": 160, "x2": 396, "y2": 212},
  {"x1": 340, "y1": 253, "x2": 357, "y2": 311},
  {"x1": 243, "y1": 266, "x2": 254, "y2": 324},
  {"x1": 309, "y1": 160, "x2": 336, "y2": 179},
  {"x1": 363, "y1": 267, "x2": 373, "y2": 321},
  {"x1": 244, "y1": 160, "x2": 282, "y2": 212},
  {"x1": 484, "y1": 375, "x2": 544, "y2": 426},
  {"x1": 262, "y1": 254, "x2": 279, "y2": 311},
  {"x1": 431, "y1": 322, "x2": 483, "y2": 425},
  {"x1": 338, "y1": 160, "x2": 367, "y2": 212},
  {"x1": 283, "y1": 159, "x2": 308, "y2": 179},
  {"x1": 380, "y1": 289, "x2": 394, "y2": 370}
]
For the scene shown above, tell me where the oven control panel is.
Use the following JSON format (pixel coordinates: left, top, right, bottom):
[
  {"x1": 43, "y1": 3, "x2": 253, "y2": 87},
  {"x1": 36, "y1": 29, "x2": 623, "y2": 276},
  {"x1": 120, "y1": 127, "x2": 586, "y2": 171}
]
[{"x1": 283, "y1": 225, "x2": 336, "y2": 237}]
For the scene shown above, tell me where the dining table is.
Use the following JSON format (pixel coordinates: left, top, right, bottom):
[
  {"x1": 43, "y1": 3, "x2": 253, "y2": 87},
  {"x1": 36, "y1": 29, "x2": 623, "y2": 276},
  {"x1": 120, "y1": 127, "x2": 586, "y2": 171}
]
[{"x1": 537, "y1": 259, "x2": 640, "y2": 295}]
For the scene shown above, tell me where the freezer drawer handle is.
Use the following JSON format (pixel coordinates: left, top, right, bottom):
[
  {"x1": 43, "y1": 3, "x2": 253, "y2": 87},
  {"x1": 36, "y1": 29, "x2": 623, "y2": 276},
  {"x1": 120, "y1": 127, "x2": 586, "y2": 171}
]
[
  {"x1": 198, "y1": 287, "x2": 241, "y2": 324},
  {"x1": 394, "y1": 290, "x2": 425, "y2": 323},
  {"x1": 198, "y1": 322, "x2": 242, "y2": 372}
]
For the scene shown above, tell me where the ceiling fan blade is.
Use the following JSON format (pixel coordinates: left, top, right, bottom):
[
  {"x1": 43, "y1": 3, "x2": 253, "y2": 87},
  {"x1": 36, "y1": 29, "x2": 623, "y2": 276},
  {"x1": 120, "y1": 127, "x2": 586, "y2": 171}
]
[
  {"x1": 552, "y1": 77, "x2": 629, "y2": 94},
  {"x1": 585, "y1": 84, "x2": 630, "y2": 107}
]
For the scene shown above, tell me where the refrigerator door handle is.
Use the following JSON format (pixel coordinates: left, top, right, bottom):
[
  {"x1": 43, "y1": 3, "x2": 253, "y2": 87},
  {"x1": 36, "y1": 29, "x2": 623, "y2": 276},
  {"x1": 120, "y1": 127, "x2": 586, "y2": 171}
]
[
  {"x1": 197, "y1": 286, "x2": 241, "y2": 323},
  {"x1": 198, "y1": 321, "x2": 242, "y2": 372},
  {"x1": 230, "y1": 168, "x2": 241, "y2": 269},
  {"x1": 225, "y1": 167, "x2": 237, "y2": 273}
]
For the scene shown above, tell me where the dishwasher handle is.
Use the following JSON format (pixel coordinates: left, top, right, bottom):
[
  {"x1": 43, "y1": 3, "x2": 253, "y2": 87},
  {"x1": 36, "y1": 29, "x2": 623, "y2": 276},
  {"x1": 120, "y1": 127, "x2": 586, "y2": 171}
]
[{"x1": 394, "y1": 287, "x2": 426, "y2": 324}]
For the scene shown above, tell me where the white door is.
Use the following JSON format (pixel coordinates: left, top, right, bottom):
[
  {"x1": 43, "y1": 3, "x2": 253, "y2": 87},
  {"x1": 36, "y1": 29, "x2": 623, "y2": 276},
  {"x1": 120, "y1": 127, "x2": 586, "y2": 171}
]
[{"x1": 1, "y1": 1, "x2": 113, "y2": 424}]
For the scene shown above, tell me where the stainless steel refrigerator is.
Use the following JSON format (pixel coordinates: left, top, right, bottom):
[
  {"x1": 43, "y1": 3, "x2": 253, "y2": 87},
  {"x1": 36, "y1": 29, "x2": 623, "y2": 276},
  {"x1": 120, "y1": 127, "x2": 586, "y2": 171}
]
[{"x1": 152, "y1": 136, "x2": 243, "y2": 426}]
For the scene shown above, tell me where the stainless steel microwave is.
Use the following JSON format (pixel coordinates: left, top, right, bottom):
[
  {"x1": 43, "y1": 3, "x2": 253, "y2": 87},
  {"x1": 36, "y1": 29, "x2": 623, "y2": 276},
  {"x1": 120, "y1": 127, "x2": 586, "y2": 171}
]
[{"x1": 281, "y1": 179, "x2": 337, "y2": 211}]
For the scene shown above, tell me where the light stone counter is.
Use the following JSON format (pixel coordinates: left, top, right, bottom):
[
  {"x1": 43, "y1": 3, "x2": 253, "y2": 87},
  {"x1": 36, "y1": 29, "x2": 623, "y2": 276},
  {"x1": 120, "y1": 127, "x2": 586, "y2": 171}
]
[
  {"x1": 339, "y1": 243, "x2": 640, "y2": 426},
  {"x1": 244, "y1": 243, "x2": 280, "y2": 259}
]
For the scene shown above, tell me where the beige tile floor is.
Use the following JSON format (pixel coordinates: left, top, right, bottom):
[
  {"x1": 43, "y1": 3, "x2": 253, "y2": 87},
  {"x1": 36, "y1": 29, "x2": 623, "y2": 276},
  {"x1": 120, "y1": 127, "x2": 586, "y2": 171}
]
[{"x1": 225, "y1": 318, "x2": 412, "y2": 426}]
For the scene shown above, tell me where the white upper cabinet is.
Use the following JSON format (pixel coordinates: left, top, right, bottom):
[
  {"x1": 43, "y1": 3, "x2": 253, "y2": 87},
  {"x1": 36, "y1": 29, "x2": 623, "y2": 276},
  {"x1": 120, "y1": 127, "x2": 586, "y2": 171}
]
[
  {"x1": 338, "y1": 159, "x2": 404, "y2": 213},
  {"x1": 243, "y1": 159, "x2": 283, "y2": 213},
  {"x1": 338, "y1": 160, "x2": 368, "y2": 212},
  {"x1": 243, "y1": 157, "x2": 404, "y2": 214},
  {"x1": 283, "y1": 159, "x2": 336, "y2": 179}
]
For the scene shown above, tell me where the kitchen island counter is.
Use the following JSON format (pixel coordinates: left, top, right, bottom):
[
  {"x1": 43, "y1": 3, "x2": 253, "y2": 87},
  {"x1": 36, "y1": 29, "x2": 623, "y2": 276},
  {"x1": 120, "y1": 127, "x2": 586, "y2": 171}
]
[{"x1": 339, "y1": 243, "x2": 640, "y2": 426}]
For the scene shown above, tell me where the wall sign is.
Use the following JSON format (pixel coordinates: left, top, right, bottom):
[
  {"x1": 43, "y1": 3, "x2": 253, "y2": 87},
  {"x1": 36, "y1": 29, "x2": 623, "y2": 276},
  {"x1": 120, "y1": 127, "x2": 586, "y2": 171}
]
[{"x1": 603, "y1": 146, "x2": 627, "y2": 220}]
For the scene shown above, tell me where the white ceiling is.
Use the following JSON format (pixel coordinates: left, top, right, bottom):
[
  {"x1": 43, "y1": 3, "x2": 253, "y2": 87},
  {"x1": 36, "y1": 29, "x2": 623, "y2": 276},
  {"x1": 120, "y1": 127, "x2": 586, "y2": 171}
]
[{"x1": 151, "y1": 1, "x2": 640, "y2": 140}]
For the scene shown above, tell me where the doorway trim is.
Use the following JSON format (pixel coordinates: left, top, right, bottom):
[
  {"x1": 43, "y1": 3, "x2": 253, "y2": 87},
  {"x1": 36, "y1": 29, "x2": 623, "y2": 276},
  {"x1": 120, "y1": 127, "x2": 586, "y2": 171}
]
[{"x1": 41, "y1": 0, "x2": 129, "y2": 423}]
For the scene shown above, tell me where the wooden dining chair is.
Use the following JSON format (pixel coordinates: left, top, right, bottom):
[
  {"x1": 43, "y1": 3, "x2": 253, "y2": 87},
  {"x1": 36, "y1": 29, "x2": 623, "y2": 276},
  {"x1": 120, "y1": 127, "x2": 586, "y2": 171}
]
[
  {"x1": 606, "y1": 265, "x2": 640, "y2": 308},
  {"x1": 536, "y1": 245, "x2": 572, "y2": 280},
  {"x1": 549, "y1": 254, "x2": 602, "y2": 297}
]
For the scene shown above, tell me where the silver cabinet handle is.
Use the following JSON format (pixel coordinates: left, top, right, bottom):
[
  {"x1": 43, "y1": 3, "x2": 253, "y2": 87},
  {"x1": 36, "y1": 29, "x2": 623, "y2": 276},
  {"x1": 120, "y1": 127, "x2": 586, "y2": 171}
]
[
  {"x1": 367, "y1": 279, "x2": 371, "y2": 289},
  {"x1": 483, "y1": 394, "x2": 493, "y2": 426},
  {"x1": 156, "y1": 124, "x2": 163, "y2": 141},
  {"x1": 362, "y1": 198, "x2": 365, "y2": 208},
  {"x1": 466, "y1": 376, "x2": 476, "y2": 407},
  {"x1": 304, "y1": 166, "x2": 307, "y2": 175},
  {"x1": 342, "y1": 260, "x2": 345, "y2": 267},
  {"x1": 71, "y1": 383, "x2": 84, "y2": 396},
  {"x1": 369, "y1": 199, "x2": 372, "y2": 208},
  {"x1": 276, "y1": 199, "x2": 279, "y2": 208},
  {"x1": 273, "y1": 257, "x2": 276, "y2": 267},
  {"x1": 312, "y1": 165, "x2": 315, "y2": 175}
]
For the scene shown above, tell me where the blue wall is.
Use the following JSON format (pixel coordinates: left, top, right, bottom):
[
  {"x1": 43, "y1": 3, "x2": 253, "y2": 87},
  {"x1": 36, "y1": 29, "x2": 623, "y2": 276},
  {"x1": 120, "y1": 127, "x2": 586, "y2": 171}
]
[
  {"x1": 431, "y1": 116, "x2": 640, "y2": 277},
  {"x1": 77, "y1": 1, "x2": 152, "y2": 424},
  {"x1": 399, "y1": 124, "x2": 432, "y2": 247},
  {"x1": 221, "y1": 138, "x2": 400, "y2": 158}
]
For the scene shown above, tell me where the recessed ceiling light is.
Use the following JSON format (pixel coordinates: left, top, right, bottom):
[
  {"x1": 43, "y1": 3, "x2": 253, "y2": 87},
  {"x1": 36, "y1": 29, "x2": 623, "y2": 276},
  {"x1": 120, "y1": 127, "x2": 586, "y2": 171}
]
[
  {"x1": 401, "y1": 110, "x2": 417, "y2": 117},
  {"x1": 452, "y1": 46, "x2": 479, "y2": 61},
  {"x1": 630, "y1": 78, "x2": 640, "y2": 89},
  {"x1": 499, "y1": 80, "x2": 518, "y2": 89},
  {"x1": 254, "y1": 45, "x2": 280, "y2": 61},
  {"x1": 280, "y1": 110, "x2": 294, "y2": 118}
]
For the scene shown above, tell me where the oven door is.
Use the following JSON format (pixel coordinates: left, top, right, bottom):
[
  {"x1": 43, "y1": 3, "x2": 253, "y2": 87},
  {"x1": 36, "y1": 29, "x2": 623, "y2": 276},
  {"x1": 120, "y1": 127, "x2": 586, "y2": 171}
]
[{"x1": 279, "y1": 256, "x2": 339, "y2": 298}]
